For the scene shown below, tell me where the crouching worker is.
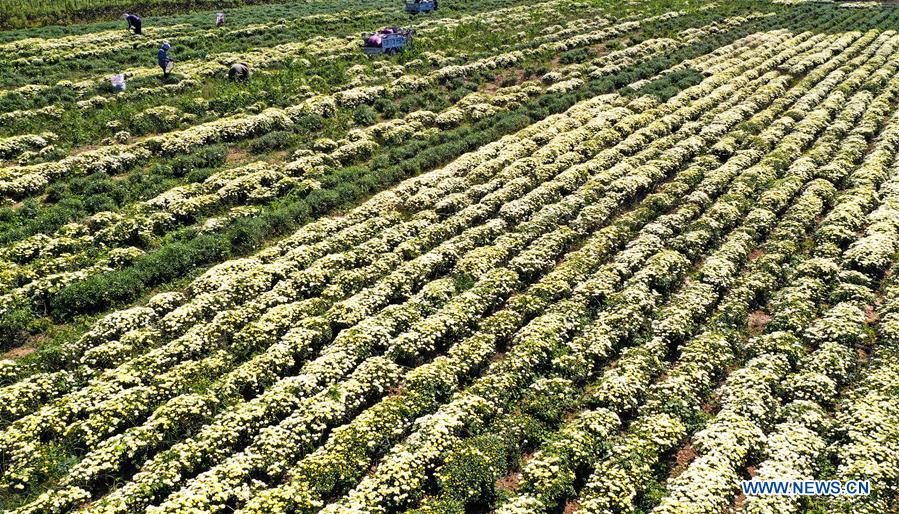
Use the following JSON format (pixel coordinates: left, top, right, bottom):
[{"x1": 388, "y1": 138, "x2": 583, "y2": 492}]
[
  {"x1": 124, "y1": 13, "x2": 142, "y2": 34},
  {"x1": 228, "y1": 62, "x2": 250, "y2": 82},
  {"x1": 110, "y1": 73, "x2": 127, "y2": 92},
  {"x1": 216, "y1": 12, "x2": 226, "y2": 27}
]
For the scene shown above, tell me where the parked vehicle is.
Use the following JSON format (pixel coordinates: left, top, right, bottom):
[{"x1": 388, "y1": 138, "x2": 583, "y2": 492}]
[
  {"x1": 362, "y1": 27, "x2": 414, "y2": 56},
  {"x1": 406, "y1": 0, "x2": 437, "y2": 14}
]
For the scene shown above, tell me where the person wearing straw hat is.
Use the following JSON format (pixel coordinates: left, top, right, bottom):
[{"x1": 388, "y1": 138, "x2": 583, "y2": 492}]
[{"x1": 228, "y1": 62, "x2": 250, "y2": 82}]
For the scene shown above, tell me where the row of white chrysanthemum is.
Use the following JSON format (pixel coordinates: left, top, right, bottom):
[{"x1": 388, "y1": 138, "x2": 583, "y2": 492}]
[{"x1": 0, "y1": 132, "x2": 57, "y2": 161}]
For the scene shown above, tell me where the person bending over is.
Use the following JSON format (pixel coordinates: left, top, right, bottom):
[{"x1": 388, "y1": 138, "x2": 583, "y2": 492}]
[
  {"x1": 229, "y1": 62, "x2": 250, "y2": 82},
  {"x1": 124, "y1": 13, "x2": 142, "y2": 34}
]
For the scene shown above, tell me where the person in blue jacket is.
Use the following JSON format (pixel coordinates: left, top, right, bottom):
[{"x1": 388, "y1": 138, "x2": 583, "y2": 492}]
[
  {"x1": 124, "y1": 13, "x2": 142, "y2": 34},
  {"x1": 157, "y1": 42, "x2": 174, "y2": 77}
]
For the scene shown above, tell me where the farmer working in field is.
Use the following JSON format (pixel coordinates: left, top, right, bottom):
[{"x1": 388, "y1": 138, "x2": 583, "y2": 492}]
[
  {"x1": 124, "y1": 13, "x2": 142, "y2": 34},
  {"x1": 228, "y1": 62, "x2": 250, "y2": 82},
  {"x1": 216, "y1": 12, "x2": 226, "y2": 27},
  {"x1": 158, "y1": 42, "x2": 174, "y2": 77},
  {"x1": 110, "y1": 73, "x2": 127, "y2": 92}
]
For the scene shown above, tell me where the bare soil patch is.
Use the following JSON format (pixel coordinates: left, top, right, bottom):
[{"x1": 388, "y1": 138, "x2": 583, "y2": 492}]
[
  {"x1": 2, "y1": 345, "x2": 36, "y2": 359},
  {"x1": 563, "y1": 499, "x2": 581, "y2": 514},
  {"x1": 226, "y1": 146, "x2": 252, "y2": 164},
  {"x1": 669, "y1": 442, "x2": 696, "y2": 479},
  {"x1": 495, "y1": 472, "x2": 521, "y2": 491},
  {"x1": 747, "y1": 310, "x2": 772, "y2": 335},
  {"x1": 864, "y1": 305, "x2": 878, "y2": 324}
]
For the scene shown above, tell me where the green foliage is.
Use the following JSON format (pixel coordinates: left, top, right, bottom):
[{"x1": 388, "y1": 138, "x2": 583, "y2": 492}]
[
  {"x1": 559, "y1": 47, "x2": 596, "y2": 65},
  {"x1": 633, "y1": 478, "x2": 668, "y2": 514},
  {"x1": 437, "y1": 434, "x2": 509, "y2": 503},
  {"x1": 0, "y1": 144, "x2": 226, "y2": 252},
  {"x1": 352, "y1": 105, "x2": 378, "y2": 126},
  {"x1": 248, "y1": 130, "x2": 295, "y2": 154},
  {"x1": 0, "y1": 301, "x2": 33, "y2": 349}
]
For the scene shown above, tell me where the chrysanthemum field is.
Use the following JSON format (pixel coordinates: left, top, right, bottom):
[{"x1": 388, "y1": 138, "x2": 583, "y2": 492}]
[{"x1": 0, "y1": 0, "x2": 897, "y2": 513}]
